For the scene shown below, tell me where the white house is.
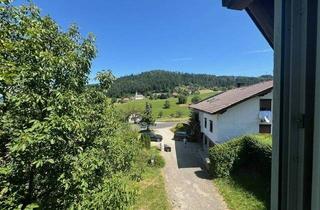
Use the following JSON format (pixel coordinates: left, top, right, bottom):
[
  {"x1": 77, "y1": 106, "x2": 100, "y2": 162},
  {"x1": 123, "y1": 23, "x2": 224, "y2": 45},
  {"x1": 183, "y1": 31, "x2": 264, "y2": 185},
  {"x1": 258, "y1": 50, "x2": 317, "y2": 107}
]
[
  {"x1": 133, "y1": 92, "x2": 145, "y2": 100},
  {"x1": 190, "y1": 81, "x2": 273, "y2": 152}
]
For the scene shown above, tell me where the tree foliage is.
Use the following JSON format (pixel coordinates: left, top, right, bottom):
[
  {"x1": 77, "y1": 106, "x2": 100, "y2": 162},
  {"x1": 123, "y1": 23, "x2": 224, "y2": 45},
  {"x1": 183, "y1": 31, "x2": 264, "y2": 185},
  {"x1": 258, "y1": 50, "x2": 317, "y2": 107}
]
[
  {"x1": 140, "y1": 102, "x2": 155, "y2": 130},
  {"x1": 177, "y1": 95, "x2": 188, "y2": 104},
  {"x1": 140, "y1": 134, "x2": 151, "y2": 150},
  {"x1": 191, "y1": 95, "x2": 201, "y2": 104},
  {"x1": 96, "y1": 69, "x2": 116, "y2": 92},
  {"x1": 163, "y1": 100, "x2": 170, "y2": 109},
  {"x1": 0, "y1": 2, "x2": 140, "y2": 209},
  {"x1": 188, "y1": 111, "x2": 201, "y2": 142},
  {"x1": 107, "y1": 70, "x2": 273, "y2": 98}
]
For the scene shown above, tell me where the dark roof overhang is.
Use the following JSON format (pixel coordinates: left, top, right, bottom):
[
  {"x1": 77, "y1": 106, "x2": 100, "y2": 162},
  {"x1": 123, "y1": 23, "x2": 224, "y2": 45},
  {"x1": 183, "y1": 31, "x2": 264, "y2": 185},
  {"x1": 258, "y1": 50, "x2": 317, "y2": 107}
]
[{"x1": 222, "y1": 0, "x2": 274, "y2": 48}]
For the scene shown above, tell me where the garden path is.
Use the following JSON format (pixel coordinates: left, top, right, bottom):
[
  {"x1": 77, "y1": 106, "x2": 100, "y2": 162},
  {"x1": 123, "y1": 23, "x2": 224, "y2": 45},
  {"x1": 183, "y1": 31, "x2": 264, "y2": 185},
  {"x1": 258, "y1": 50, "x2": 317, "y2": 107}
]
[{"x1": 154, "y1": 125, "x2": 228, "y2": 210}]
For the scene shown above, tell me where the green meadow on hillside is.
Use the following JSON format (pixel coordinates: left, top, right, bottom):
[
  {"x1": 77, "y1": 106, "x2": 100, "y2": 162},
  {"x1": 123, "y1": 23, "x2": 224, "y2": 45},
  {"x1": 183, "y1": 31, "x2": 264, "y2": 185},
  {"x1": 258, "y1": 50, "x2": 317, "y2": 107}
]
[{"x1": 116, "y1": 90, "x2": 219, "y2": 121}]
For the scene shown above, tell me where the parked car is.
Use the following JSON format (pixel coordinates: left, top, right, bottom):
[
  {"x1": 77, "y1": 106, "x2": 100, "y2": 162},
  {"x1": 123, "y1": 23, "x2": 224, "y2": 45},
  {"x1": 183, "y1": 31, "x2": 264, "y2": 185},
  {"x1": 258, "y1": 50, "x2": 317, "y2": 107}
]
[
  {"x1": 141, "y1": 131, "x2": 163, "y2": 142},
  {"x1": 174, "y1": 131, "x2": 188, "y2": 141}
]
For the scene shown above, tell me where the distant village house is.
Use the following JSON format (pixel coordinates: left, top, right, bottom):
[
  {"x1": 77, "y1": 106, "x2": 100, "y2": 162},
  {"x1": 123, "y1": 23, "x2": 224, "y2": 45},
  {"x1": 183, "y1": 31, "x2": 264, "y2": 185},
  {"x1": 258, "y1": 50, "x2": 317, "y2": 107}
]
[{"x1": 133, "y1": 92, "x2": 145, "y2": 100}]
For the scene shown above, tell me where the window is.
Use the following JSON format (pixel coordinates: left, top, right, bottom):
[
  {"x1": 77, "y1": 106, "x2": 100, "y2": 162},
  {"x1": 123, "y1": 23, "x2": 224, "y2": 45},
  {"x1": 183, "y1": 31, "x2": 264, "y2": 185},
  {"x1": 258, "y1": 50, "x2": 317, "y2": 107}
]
[
  {"x1": 259, "y1": 124, "x2": 271, "y2": 133},
  {"x1": 260, "y1": 99, "x2": 272, "y2": 111},
  {"x1": 204, "y1": 118, "x2": 207, "y2": 128},
  {"x1": 209, "y1": 120, "x2": 213, "y2": 132}
]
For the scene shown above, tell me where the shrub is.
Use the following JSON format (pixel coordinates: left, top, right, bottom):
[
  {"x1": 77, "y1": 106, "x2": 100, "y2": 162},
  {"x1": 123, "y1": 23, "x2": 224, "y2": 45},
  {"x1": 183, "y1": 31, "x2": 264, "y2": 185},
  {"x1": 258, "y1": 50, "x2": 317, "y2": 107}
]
[
  {"x1": 158, "y1": 111, "x2": 164, "y2": 118},
  {"x1": 209, "y1": 135, "x2": 272, "y2": 179},
  {"x1": 175, "y1": 123, "x2": 185, "y2": 131},
  {"x1": 149, "y1": 94, "x2": 156, "y2": 100},
  {"x1": 177, "y1": 95, "x2": 187, "y2": 104},
  {"x1": 245, "y1": 136, "x2": 272, "y2": 179},
  {"x1": 159, "y1": 93, "x2": 169, "y2": 99},
  {"x1": 148, "y1": 148, "x2": 165, "y2": 168},
  {"x1": 140, "y1": 134, "x2": 151, "y2": 149},
  {"x1": 209, "y1": 137, "x2": 246, "y2": 177},
  {"x1": 148, "y1": 152, "x2": 165, "y2": 168},
  {"x1": 72, "y1": 176, "x2": 137, "y2": 209},
  {"x1": 171, "y1": 122, "x2": 188, "y2": 133},
  {"x1": 111, "y1": 97, "x2": 117, "y2": 103},
  {"x1": 163, "y1": 100, "x2": 170, "y2": 109},
  {"x1": 191, "y1": 95, "x2": 201, "y2": 104}
]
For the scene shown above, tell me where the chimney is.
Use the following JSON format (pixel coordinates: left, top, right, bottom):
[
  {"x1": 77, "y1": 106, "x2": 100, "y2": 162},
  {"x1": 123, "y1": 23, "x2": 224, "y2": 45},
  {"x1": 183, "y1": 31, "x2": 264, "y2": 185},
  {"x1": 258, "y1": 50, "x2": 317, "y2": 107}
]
[{"x1": 236, "y1": 82, "x2": 244, "y2": 88}]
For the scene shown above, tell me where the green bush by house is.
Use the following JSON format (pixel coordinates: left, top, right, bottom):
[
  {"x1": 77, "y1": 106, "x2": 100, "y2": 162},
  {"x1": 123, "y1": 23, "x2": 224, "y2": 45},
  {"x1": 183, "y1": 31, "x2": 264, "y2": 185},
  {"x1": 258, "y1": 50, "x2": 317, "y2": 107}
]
[
  {"x1": 209, "y1": 135, "x2": 272, "y2": 180},
  {"x1": 170, "y1": 122, "x2": 189, "y2": 133},
  {"x1": 245, "y1": 135, "x2": 272, "y2": 178},
  {"x1": 210, "y1": 135, "x2": 272, "y2": 210}
]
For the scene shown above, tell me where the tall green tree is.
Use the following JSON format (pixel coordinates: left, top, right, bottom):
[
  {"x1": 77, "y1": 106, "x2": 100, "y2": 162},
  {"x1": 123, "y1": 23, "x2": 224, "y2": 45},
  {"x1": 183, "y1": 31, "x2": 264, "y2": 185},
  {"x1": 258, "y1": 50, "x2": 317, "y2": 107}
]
[
  {"x1": 178, "y1": 95, "x2": 188, "y2": 104},
  {"x1": 0, "y1": 2, "x2": 138, "y2": 209},
  {"x1": 163, "y1": 100, "x2": 170, "y2": 109},
  {"x1": 141, "y1": 102, "x2": 155, "y2": 130},
  {"x1": 176, "y1": 86, "x2": 189, "y2": 104},
  {"x1": 188, "y1": 111, "x2": 201, "y2": 142}
]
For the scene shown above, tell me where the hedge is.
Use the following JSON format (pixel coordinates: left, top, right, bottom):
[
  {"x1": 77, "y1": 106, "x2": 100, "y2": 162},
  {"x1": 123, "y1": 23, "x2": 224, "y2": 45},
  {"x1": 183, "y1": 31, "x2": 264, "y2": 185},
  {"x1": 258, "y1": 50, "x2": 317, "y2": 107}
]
[
  {"x1": 209, "y1": 135, "x2": 272, "y2": 180},
  {"x1": 245, "y1": 136, "x2": 272, "y2": 177}
]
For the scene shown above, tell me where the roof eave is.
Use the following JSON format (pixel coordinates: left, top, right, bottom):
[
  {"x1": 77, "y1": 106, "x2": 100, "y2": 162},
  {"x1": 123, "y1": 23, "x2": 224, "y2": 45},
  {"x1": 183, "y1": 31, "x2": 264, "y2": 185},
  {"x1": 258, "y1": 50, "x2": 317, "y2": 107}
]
[
  {"x1": 189, "y1": 107, "x2": 214, "y2": 115},
  {"x1": 222, "y1": 0, "x2": 253, "y2": 10}
]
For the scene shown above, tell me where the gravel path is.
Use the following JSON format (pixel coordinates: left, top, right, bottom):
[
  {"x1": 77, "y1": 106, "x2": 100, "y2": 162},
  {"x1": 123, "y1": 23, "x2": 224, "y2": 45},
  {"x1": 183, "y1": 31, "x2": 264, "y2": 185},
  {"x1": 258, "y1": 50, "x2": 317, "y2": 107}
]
[{"x1": 154, "y1": 127, "x2": 228, "y2": 210}]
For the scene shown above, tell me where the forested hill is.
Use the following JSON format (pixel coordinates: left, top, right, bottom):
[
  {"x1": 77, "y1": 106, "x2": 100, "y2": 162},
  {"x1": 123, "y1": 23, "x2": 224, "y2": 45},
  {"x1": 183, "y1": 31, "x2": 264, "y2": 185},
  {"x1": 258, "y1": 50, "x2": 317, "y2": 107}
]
[{"x1": 107, "y1": 70, "x2": 273, "y2": 98}]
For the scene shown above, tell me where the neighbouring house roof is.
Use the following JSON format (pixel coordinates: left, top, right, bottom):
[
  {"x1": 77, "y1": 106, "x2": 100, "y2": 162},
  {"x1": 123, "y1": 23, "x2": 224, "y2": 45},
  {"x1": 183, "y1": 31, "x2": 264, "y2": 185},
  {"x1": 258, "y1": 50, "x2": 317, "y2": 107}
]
[
  {"x1": 222, "y1": 0, "x2": 274, "y2": 47},
  {"x1": 190, "y1": 80, "x2": 273, "y2": 114}
]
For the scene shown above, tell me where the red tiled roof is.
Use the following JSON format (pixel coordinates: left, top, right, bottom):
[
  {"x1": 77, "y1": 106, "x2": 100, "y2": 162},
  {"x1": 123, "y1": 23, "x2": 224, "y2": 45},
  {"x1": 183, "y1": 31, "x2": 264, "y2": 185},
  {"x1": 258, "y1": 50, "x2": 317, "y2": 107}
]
[{"x1": 190, "y1": 80, "x2": 273, "y2": 114}]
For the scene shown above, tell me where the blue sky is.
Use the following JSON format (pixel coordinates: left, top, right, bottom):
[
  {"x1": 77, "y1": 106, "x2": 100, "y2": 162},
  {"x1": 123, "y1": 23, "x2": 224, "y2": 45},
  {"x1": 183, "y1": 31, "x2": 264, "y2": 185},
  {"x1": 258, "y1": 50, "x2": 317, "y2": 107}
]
[{"x1": 20, "y1": 0, "x2": 273, "y2": 81}]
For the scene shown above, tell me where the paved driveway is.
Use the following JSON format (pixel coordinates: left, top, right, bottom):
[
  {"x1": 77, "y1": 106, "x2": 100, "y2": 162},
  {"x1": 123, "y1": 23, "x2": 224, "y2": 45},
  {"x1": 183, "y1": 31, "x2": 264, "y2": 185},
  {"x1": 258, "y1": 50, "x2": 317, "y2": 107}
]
[
  {"x1": 152, "y1": 122, "x2": 177, "y2": 129},
  {"x1": 154, "y1": 127, "x2": 228, "y2": 210}
]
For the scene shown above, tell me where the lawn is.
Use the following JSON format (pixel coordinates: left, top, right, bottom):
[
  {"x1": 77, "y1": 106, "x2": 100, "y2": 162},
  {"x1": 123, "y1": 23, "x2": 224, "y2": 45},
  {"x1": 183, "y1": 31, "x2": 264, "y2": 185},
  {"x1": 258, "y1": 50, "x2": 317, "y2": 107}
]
[
  {"x1": 214, "y1": 170, "x2": 270, "y2": 210},
  {"x1": 116, "y1": 89, "x2": 219, "y2": 121},
  {"x1": 131, "y1": 147, "x2": 171, "y2": 210},
  {"x1": 131, "y1": 167, "x2": 171, "y2": 210}
]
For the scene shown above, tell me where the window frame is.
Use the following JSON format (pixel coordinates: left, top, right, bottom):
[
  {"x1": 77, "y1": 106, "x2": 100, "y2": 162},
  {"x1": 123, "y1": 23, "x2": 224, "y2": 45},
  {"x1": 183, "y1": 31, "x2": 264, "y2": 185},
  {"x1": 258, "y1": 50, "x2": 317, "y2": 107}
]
[
  {"x1": 259, "y1": 124, "x2": 271, "y2": 134},
  {"x1": 209, "y1": 120, "x2": 213, "y2": 132},
  {"x1": 260, "y1": 99, "x2": 272, "y2": 111}
]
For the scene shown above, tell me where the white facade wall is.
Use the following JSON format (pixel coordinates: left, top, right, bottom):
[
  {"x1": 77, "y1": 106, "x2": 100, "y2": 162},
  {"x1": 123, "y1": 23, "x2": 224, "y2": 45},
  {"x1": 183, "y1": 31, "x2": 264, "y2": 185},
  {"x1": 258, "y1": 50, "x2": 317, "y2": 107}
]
[{"x1": 198, "y1": 91, "x2": 273, "y2": 145}]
